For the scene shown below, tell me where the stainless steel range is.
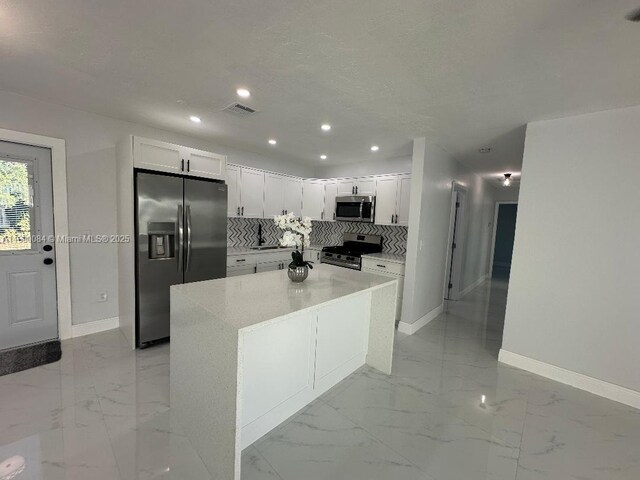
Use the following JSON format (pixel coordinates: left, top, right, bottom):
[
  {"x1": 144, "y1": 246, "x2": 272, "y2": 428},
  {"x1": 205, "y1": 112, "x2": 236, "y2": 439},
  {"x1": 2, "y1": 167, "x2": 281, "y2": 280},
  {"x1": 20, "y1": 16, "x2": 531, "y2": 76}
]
[{"x1": 320, "y1": 233, "x2": 382, "y2": 270}]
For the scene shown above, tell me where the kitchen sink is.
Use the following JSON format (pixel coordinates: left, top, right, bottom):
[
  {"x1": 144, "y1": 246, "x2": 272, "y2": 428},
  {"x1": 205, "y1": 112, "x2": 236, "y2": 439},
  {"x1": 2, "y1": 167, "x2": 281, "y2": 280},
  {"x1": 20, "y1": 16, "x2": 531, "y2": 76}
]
[{"x1": 249, "y1": 245, "x2": 283, "y2": 250}]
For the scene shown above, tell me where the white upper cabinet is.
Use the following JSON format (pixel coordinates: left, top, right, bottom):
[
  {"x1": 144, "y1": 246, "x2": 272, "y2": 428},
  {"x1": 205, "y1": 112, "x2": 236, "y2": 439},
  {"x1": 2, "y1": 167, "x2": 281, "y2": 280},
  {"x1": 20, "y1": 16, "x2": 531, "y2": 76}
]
[
  {"x1": 374, "y1": 176, "x2": 399, "y2": 225},
  {"x1": 283, "y1": 177, "x2": 303, "y2": 216},
  {"x1": 337, "y1": 179, "x2": 356, "y2": 196},
  {"x1": 396, "y1": 174, "x2": 411, "y2": 226},
  {"x1": 324, "y1": 181, "x2": 338, "y2": 222},
  {"x1": 239, "y1": 168, "x2": 265, "y2": 218},
  {"x1": 183, "y1": 147, "x2": 226, "y2": 180},
  {"x1": 302, "y1": 180, "x2": 325, "y2": 221},
  {"x1": 355, "y1": 177, "x2": 376, "y2": 196},
  {"x1": 227, "y1": 164, "x2": 241, "y2": 217},
  {"x1": 264, "y1": 174, "x2": 302, "y2": 217},
  {"x1": 336, "y1": 177, "x2": 375, "y2": 196},
  {"x1": 264, "y1": 173, "x2": 284, "y2": 217},
  {"x1": 374, "y1": 174, "x2": 411, "y2": 226},
  {"x1": 132, "y1": 137, "x2": 226, "y2": 180},
  {"x1": 133, "y1": 137, "x2": 183, "y2": 174}
]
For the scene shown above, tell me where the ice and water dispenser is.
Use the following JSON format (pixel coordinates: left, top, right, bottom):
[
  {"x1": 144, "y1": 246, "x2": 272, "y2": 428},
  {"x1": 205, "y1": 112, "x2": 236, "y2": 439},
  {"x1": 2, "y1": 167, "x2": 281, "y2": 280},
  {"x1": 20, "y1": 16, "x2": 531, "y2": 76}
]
[{"x1": 147, "y1": 222, "x2": 176, "y2": 260}]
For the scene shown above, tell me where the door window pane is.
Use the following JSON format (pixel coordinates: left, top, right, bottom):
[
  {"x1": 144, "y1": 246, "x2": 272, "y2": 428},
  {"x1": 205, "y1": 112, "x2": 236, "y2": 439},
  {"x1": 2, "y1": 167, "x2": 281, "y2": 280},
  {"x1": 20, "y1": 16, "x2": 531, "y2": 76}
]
[{"x1": 0, "y1": 159, "x2": 34, "y2": 251}]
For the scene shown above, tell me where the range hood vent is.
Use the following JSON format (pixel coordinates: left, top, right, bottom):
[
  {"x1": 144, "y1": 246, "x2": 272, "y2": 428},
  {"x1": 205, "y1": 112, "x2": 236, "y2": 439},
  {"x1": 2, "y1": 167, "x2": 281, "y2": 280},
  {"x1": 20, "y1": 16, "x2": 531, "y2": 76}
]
[{"x1": 222, "y1": 103, "x2": 257, "y2": 117}]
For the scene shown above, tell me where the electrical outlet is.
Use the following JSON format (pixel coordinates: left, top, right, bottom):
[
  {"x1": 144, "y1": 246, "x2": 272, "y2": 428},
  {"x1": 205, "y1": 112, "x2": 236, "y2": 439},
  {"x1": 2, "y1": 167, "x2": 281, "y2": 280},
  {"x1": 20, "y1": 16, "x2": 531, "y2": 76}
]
[{"x1": 97, "y1": 291, "x2": 108, "y2": 303}]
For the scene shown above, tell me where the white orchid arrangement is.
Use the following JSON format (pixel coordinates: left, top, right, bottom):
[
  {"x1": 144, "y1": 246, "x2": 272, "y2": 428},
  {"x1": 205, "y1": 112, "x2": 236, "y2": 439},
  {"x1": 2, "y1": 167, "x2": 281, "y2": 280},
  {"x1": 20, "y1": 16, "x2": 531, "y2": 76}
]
[{"x1": 274, "y1": 212, "x2": 312, "y2": 250}]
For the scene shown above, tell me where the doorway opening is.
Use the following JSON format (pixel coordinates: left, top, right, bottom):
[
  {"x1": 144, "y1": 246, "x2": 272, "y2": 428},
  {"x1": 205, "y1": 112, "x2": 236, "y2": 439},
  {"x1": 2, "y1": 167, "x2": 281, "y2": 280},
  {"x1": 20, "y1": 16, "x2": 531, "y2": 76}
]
[
  {"x1": 444, "y1": 183, "x2": 467, "y2": 301},
  {"x1": 489, "y1": 202, "x2": 518, "y2": 280}
]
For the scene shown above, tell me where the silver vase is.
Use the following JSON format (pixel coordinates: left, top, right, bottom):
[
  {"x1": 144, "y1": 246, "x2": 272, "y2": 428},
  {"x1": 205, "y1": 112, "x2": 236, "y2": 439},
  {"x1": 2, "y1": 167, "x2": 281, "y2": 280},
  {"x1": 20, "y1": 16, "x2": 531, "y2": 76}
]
[{"x1": 287, "y1": 265, "x2": 309, "y2": 283}]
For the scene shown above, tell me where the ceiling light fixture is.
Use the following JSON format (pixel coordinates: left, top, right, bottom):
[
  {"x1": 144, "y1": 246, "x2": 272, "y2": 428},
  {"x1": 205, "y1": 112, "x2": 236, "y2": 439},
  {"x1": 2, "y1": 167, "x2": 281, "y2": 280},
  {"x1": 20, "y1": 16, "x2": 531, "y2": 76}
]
[
  {"x1": 479, "y1": 147, "x2": 492, "y2": 154},
  {"x1": 321, "y1": 124, "x2": 331, "y2": 132},
  {"x1": 503, "y1": 173, "x2": 512, "y2": 187},
  {"x1": 268, "y1": 139, "x2": 277, "y2": 145},
  {"x1": 320, "y1": 155, "x2": 327, "y2": 160},
  {"x1": 236, "y1": 88, "x2": 251, "y2": 98},
  {"x1": 189, "y1": 116, "x2": 201, "y2": 123},
  {"x1": 370, "y1": 145, "x2": 379, "y2": 152}
]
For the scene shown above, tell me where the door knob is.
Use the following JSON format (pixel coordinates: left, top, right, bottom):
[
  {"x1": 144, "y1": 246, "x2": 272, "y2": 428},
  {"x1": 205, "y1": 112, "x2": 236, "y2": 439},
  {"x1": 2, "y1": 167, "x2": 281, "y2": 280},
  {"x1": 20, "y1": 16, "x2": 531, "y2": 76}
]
[{"x1": 43, "y1": 258, "x2": 54, "y2": 265}]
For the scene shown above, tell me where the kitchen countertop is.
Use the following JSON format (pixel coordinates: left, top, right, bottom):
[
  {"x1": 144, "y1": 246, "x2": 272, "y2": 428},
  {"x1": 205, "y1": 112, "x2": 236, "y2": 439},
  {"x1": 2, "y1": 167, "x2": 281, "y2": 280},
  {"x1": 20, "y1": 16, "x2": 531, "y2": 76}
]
[
  {"x1": 170, "y1": 264, "x2": 397, "y2": 331},
  {"x1": 362, "y1": 252, "x2": 406, "y2": 264}
]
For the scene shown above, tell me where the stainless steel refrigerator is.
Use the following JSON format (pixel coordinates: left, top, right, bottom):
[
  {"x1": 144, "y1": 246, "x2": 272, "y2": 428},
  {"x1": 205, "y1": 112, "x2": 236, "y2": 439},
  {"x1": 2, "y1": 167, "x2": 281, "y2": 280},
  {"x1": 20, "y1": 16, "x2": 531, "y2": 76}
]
[{"x1": 135, "y1": 171, "x2": 227, "y2": 347}]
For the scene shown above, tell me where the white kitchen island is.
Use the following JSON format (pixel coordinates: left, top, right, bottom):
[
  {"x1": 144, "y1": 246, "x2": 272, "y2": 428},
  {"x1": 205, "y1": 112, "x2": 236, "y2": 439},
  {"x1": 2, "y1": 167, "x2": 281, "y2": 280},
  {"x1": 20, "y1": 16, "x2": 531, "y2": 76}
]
[{"x1": 170, "y1": 264, "x2": 398, "y2": 480}]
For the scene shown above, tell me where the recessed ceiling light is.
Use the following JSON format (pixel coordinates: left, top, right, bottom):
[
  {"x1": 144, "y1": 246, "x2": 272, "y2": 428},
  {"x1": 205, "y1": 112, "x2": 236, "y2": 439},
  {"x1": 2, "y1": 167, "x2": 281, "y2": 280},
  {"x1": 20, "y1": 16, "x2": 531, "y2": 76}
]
[
  {"x1": 189, "y1": 116, "x2": 201, "y2": 123},
  {"x1": 503, "y1": 173, "x2": 512, "y2": 187},
  {"x1": 479, "y1": 147, "x2": 491, "y2": 153},
  {"x1": 236, "y1": 88, "x2": 251, "y2": 98},
  {"x1": 268, "y1": 139, "x2": 277, "y2": 145},
  {"x1": 320, "y1": 155, "x2": 327, "y2": 160},
  {"x1": 370, "y1": 145, "x2": 379, "y2": 152},
  {"x1": 321, "y1": 124, "x2": 331, "y2": 132}
]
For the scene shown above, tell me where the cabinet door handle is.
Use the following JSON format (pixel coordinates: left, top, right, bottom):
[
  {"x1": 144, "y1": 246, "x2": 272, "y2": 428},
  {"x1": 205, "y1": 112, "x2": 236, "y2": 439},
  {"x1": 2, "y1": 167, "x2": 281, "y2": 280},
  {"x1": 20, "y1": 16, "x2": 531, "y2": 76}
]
[
  {"x1": 187, "y1": 159, "x2": 190, "y2": 172},
  {"x1": 237, "y1": 207, "x2": 240, "y2": 216},
  {"x1": 356, "y1": 186, "x2": 358, "y2": 194},
  {"x1": 181, "y1": 159, "x2": 185, "y2": 171},
  {"x1": 377, "y1": 264, "x2": 387, "y2": 268},
  {"x1": 321, "y1": 211, "x2": 324, "y2": 220},
  {"x1": 333, "y1": 212, "x2": 336, "y2": 220},
  {"x1": 236, "y1": 258, "x2": 245, "y2": 262},
  {"x1": 391, "y1": 215, "x2": 394, "y2": 223},
  {"x1": 241, "y1": 206, "x2": 244, "y2": 216}
]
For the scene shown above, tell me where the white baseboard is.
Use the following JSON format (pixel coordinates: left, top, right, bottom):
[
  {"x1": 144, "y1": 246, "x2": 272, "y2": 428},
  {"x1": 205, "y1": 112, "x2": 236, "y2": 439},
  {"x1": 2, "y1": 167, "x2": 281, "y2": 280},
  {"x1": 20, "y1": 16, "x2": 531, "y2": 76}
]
[
  {"x1": 397, "y1": 303, "x2": 443, "y2": 335},
  {"x1": 71, "y1": 316, "x2": 120, "y2": 338},
  {"x1": 499, "y1": 349, "x2": 640, "y2": 410},
  {"x1": 460, "y1": 274, "x2": 488, "y2": 298}
]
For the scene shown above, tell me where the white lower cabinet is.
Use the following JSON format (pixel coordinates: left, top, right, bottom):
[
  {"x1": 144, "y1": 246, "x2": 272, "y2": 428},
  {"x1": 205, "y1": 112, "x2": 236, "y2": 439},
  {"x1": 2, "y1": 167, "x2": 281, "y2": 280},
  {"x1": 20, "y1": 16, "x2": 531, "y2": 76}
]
[
  {"x1": 362, "y1": 256, "x2": 405, "y2": 322},
  {"x1": 240, "y1": 291, "x2": 371, "y2": 447},
  {"x1": 227, "y1": 250, "x2": 292, "y2": 277},
  {"x1": 314, "y1": 293, "x2": 369, "y2": 389},
  {"x1": 241, "y1": 311, "x2": 316, "y2": 429}
]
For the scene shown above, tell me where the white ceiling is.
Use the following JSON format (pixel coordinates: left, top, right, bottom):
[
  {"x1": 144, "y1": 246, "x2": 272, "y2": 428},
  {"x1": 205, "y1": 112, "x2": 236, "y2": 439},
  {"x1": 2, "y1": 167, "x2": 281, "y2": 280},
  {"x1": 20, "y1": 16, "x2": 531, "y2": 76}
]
[{"x1": 1, "y1": 0, "x2": 640, "y2": 178}]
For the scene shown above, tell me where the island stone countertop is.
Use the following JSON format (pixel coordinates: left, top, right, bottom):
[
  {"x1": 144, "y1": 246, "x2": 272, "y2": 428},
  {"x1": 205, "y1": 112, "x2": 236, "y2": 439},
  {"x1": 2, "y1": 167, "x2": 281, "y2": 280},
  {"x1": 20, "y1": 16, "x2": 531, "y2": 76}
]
[{"x1": 170, "y1": 264, "x2": 397, "y2": 331}]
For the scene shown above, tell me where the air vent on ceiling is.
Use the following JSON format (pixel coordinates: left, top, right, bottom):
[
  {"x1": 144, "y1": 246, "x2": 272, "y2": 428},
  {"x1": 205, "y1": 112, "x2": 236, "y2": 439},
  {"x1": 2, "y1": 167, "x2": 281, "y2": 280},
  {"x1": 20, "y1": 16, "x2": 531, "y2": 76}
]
[{"x1": 222, "y1": 102, "x2": 257, "y2": 117}]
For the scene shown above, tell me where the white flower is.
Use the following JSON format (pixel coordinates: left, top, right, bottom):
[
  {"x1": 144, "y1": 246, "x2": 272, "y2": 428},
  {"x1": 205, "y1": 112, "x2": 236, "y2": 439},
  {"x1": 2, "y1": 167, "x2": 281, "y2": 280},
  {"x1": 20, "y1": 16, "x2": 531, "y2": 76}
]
[{"x1": 273, "y1": 213, "x2": 313, "y2": 249}]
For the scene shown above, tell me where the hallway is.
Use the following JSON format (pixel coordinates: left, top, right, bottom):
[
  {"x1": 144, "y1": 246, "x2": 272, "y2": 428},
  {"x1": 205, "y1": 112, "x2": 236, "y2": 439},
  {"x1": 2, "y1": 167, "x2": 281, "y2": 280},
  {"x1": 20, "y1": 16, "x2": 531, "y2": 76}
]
[{"x1": 0, "y1": 279, "x2": 638, "y2": 479}]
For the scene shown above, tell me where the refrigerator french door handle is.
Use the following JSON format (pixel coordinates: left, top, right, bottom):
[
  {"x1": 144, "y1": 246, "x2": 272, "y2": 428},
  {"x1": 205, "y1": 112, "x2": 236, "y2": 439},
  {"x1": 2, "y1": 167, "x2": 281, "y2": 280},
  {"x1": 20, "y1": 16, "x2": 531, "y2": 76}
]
[
  {"x1": 185, "y1": 205, "x2": 193, "y2": 272},
  {"x1": 177, "y1": 204, "x2": 184, "y2": 273}
]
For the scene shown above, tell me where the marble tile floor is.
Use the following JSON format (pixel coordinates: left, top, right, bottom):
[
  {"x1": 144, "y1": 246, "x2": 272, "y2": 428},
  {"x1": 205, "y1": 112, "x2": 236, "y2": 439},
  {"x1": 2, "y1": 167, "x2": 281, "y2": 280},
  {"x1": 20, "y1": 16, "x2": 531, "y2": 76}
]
[{"x1": 1, "y1": 278, "x2": 639, "y2": 479}]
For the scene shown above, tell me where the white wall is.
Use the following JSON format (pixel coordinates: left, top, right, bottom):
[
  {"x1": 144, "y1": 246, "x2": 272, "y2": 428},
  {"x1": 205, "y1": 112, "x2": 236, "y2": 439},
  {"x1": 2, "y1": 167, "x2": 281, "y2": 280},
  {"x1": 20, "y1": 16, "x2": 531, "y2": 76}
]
[
  {"x1": 0, "y1": 92, "x2": 313, "y2": 326},
  {"x1": 503, "y1": 105, "x2": 640, "y2": 395},
  {"x1": 493, "y1": 185, "x2": 520, "y2": 203},
  {"x1": 315, "y1": 155, "x2": 411, "y2": 179},
  {"x1": 401, "y1": 138, "x2": 495, "y2": 329}
]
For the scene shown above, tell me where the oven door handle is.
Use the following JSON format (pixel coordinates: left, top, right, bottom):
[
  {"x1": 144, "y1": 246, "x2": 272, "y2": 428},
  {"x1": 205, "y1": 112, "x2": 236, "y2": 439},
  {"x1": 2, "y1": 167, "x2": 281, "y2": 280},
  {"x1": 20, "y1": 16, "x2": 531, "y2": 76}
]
[{"x1": 359, "y1": 200, "x2": 364, "y2": 221}]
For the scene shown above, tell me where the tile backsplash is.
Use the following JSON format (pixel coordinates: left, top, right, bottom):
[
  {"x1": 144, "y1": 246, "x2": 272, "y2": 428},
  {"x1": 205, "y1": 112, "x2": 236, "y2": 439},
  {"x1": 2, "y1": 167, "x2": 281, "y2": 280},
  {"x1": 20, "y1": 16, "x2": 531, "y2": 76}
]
[{"x1": 228, "y1": 217, "x2": 408, "y2": 256}]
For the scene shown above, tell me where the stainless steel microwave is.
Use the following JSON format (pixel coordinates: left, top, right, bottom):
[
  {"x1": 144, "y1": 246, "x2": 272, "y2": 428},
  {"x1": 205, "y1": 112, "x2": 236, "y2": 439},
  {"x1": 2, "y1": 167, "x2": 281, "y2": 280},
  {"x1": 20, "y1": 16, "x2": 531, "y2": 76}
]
[{"x1": 335, "y1": 195, "x2": 376, "y2": 223}]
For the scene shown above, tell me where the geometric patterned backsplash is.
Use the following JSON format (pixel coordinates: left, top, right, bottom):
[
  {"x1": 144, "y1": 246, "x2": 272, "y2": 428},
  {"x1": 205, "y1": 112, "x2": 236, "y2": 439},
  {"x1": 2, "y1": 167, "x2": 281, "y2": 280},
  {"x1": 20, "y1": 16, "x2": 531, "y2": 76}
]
[
  {"x1": 310, "y1": 221, "x2": 408, "y2": 255},
  {"x1": 228, "y1": 217, "x2": 408, "y2": 256}
]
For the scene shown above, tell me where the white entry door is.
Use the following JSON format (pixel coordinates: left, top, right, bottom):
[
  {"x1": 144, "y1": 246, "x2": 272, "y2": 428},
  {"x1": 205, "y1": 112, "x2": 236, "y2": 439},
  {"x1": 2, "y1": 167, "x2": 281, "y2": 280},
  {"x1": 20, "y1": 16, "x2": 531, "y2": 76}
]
[{"x1": 0, "y1": 140, "x2": 58, "y2": 350}]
